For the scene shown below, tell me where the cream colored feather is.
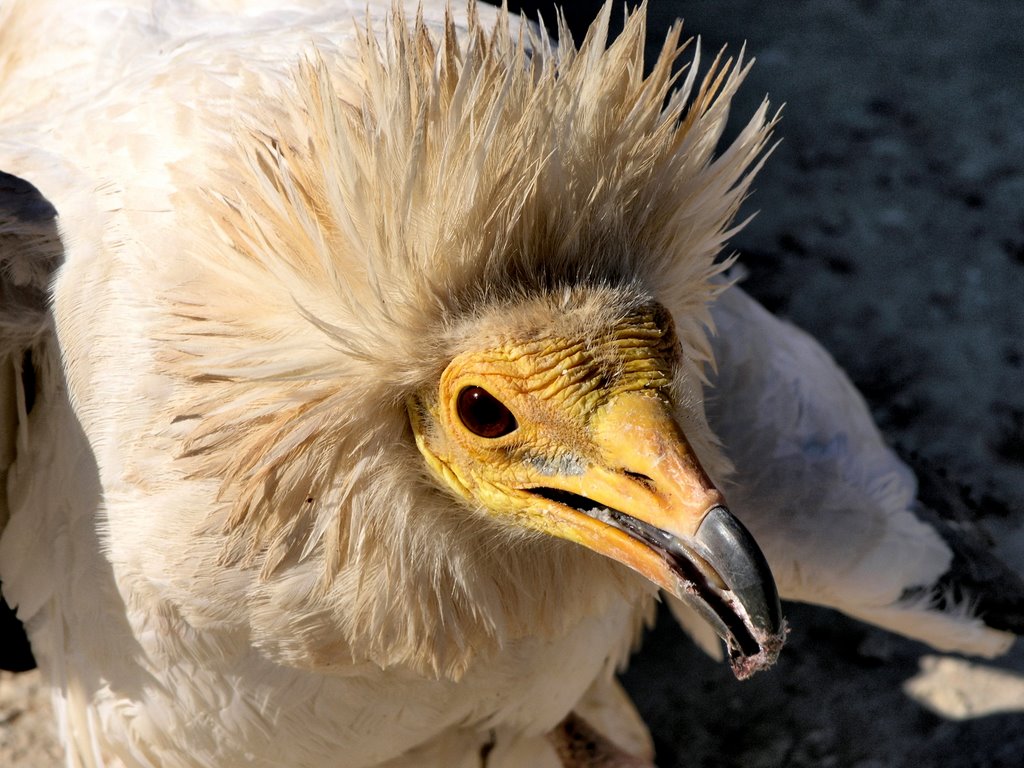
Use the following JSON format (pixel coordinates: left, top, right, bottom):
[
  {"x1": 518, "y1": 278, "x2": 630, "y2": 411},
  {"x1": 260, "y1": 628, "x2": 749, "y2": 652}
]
[{"x1": 0, "y1": 2, "x2": 1015, "y2": 767}]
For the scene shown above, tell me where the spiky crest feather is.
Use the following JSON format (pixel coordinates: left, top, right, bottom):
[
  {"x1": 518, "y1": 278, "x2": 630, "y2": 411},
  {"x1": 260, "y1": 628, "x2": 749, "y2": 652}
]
[{"x1": 158, "y1": 2, "x2": 774, "y2": 675}]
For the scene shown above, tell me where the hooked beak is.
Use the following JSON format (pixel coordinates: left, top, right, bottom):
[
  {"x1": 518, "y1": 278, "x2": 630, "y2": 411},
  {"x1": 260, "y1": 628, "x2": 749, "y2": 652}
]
[{"x1": 522, "y1": 393, "x2": 785, "y2": 678}]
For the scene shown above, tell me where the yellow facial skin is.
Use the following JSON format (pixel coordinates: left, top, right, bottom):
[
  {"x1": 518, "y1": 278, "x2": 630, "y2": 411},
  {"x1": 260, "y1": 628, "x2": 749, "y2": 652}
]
[
  {"x1": 409, "y1": 306, "x2": 722, "y2": 602},
  {"x1": 409, "y1": 302, "x2": 785, "y2": 675}
]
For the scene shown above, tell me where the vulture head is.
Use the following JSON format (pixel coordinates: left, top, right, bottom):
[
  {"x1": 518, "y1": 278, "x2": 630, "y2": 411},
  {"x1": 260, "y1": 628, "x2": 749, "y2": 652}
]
[
  {"x1": 155, "y1": 3, "x2": 783, "y2": 681},
  {"x1": 408, "y1": 292, "x2": 782, "y2": 676}
]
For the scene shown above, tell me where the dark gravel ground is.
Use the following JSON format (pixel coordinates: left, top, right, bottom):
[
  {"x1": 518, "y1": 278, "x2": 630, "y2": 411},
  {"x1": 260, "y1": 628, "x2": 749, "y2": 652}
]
[{"x1": 506, "y1": 1, "x2": 1024, "y2": 766}]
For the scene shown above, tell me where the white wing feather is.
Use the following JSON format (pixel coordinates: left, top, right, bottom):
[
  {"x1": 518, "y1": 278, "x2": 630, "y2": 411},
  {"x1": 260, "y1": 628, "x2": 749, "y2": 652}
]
[{"x1": 701, "y1": 282, "x2": 1013, "y2": 657}]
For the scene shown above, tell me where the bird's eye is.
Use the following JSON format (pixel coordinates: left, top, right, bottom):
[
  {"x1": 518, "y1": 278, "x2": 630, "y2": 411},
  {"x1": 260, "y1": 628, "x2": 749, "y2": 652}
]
[{"x1": 456, "y1": 386, "x2": 518, "y2": 438}]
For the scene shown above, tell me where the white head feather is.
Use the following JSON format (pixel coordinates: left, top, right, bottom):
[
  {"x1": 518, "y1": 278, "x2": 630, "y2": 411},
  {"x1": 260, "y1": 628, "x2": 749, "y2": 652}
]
[{"x1": 110, "y1": 3, "x2": 773, "y2": 678}]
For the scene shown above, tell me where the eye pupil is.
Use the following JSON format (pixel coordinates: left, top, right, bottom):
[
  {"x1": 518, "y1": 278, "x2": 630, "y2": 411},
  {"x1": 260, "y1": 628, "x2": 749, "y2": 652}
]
[{"x1": 457, "y1": 386, "x2": 517, "y2": 438}]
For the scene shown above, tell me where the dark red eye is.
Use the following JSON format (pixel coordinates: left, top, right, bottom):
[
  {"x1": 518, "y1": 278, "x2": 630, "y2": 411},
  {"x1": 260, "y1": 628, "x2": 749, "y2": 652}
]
[{"x1": 456, "y1": 386, "x2": 518, "y2": 438}]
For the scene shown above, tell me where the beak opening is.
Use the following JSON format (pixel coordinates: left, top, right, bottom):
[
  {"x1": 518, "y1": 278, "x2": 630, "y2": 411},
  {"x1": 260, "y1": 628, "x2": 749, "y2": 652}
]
[{"x1": 527, "y1": 489, "x2": 785, "y2": 678}]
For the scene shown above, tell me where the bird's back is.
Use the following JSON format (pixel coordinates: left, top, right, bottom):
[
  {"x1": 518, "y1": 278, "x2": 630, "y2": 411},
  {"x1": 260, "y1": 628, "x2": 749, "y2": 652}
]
[{"x1": 0, "y1": 0, "x2": 393, "y2": 118}]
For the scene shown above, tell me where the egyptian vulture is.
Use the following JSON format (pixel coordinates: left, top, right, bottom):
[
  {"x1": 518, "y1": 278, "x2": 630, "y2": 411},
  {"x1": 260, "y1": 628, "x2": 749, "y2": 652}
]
[{"x1": 0, "y1": 1, "x2": 1020, "y2": 766}]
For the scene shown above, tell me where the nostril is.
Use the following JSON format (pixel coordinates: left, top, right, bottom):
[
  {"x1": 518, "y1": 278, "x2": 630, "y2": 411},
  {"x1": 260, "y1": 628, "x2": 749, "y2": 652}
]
[{"x1": 621, "y1": 470, "x2": 655, "y2": 490}]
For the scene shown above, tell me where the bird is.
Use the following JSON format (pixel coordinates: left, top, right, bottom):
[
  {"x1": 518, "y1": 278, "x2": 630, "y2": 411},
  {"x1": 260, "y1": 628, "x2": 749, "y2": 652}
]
[{"x1": 0, "y1": 1, "x2": 1020, "y2": 766}]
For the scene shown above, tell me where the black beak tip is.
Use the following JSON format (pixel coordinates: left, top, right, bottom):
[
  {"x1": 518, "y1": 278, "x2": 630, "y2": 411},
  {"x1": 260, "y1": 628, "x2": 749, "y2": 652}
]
[
  {"x1": 695, "y1": 505, "x2": 787, "y2": 676},
  {"x1": 696, "y1": 505, "x2": 783, "y2": 635}
]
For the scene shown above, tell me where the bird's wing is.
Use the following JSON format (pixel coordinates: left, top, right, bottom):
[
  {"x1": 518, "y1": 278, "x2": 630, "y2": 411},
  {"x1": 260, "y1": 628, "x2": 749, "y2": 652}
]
[
  {"x1": 0, "y1": 158, "x2": 64, "y2": 673},
  {"x1": 0, "y1": 167, "x2": 61, "y2": 536},
  {"x1": 693, "y1": 281, "x2": 1017, "y2": 657}
]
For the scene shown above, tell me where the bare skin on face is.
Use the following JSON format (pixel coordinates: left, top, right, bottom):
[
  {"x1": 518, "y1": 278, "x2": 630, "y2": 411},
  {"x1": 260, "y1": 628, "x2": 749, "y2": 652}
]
[{"x1": 410, "y1": 301, "x2": 784, "y2": 682}]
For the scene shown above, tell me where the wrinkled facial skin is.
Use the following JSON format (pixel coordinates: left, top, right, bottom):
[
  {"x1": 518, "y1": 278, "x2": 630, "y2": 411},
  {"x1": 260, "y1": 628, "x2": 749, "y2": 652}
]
[
  {"x1": 408, "y1": 302, "x2": 785, "y2": 677},
  {"x1": 411, "y1": 305, "x2": 686, "y2": 524}
]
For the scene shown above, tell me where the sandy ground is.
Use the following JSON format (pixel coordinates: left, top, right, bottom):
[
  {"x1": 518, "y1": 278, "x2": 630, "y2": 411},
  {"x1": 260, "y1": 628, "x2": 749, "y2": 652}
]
[
  {"x1": 0, "y1": 670, "x2": 62, "y2": 766},
  {"x1": 2, "y1": 0, "x2": 1022, "y2": 766}
]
